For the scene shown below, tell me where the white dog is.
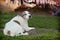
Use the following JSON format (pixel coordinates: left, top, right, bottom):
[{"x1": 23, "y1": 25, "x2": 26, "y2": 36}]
[{"x1": 3, "y1": 11, "x2": 35, "y2": 36}]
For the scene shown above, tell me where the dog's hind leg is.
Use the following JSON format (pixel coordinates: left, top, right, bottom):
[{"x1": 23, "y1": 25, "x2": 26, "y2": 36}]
[
  {"x1": 7, "y1": 31, "x2": 15, "y2": 36},
  {"x1": 3, "y1": 29, "x2": 8, "y2": 35},
  {"x1": 7, "y1": 31, "x2": 10, "y2": 36}
]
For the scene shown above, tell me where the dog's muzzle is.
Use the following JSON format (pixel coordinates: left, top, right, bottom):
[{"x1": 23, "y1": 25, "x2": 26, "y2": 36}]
[{"x1": 29, "y1": 15, "x2": 32, "y2": 18}]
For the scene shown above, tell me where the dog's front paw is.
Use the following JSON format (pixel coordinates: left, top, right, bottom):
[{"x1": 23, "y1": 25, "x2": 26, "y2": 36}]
[
  {"x1": 25, "y1": 27, "x2": 35, "y2": 31},
  {"x1": 21, "y1": 32, "x2": 29, "y2": 35},
  {"x1": 29, "y1": 27, "x2": 35, "y2": 30}
]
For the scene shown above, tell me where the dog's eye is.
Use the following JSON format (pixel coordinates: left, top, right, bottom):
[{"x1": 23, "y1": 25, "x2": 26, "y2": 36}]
[{"x1": 24, "y1": 14, "x2": 27, "y2": 15}]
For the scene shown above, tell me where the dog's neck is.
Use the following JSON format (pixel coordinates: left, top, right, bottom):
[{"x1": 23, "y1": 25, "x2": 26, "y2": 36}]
[
  {"x1": 17, "y1": 15, "x2": 28, "y2": 22},
  {"x1": 18, "y1": 15, "x2": 28, "y2": 21}
]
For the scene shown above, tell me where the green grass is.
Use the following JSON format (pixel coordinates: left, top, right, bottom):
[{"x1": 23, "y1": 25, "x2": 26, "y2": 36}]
[
  {"x1": 29, "y1": 15, "x2": 58, "y2": 29},
  {"x1": 0, "y1": 11, "x2": 16, "y2": 28},
  {"x1": 0, "y1": 30, "x2": 59, "y2": 40},
  {"x1": 0, "y1": 11, "x2": 59, "y2": 40}
]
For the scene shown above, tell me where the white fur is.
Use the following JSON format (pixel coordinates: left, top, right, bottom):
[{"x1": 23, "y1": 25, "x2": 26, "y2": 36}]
[{"x1": 3, "y1": 11, "x2": 35, "y2": 36}]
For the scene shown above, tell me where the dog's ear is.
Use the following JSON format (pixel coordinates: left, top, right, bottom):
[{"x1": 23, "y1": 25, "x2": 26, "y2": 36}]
[
  {"x1": 15, "y1": 11, "x2": 23, "y2": 16},
  {"x1": 14, "y1": 7, "x2": 29, "y2": 16},
  {"x1": 15, "y1": 11, "x2": 25, "y2": 17},
  {"x1": 21, "y1": 11, "x2": 26, "y2": 17}
]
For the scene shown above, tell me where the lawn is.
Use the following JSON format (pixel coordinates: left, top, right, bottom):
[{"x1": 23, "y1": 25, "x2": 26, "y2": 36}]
[{"x1": 0, "y1": 11, "x2": 59, "y2": 40}]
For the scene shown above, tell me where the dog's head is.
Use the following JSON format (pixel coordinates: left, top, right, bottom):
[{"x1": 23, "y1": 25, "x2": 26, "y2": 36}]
[
  {"x1": 15, "y1": 7, "x2": 31, "y2": 20},
  {"x1": 16, "y1": 10, "x2": 31, "y2": 20},
  {"x1": 22, "y1": 11, "x2": 31, "y2": 20}
]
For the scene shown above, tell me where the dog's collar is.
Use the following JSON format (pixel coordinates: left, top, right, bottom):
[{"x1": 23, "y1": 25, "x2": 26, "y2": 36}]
[{"x1": 13, "y1": 20, "x2": 20, "y2": 25}]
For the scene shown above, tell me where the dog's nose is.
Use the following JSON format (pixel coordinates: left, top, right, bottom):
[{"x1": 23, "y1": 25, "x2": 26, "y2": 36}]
[{"x1": 29, "y1": 15, "x2": 31, "y2": 18}]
